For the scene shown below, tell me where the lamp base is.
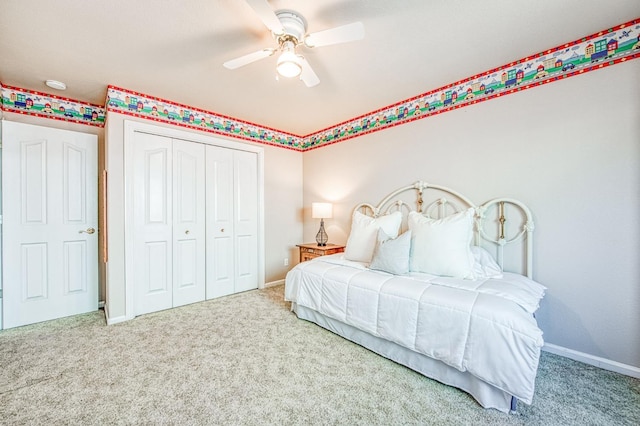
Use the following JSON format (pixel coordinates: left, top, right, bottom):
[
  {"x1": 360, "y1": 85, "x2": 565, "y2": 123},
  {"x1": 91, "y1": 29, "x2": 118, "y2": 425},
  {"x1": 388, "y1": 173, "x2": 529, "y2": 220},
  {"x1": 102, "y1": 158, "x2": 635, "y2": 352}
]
[{"x1": 315, "y1": 219, "x2": 328, "y2": 246}]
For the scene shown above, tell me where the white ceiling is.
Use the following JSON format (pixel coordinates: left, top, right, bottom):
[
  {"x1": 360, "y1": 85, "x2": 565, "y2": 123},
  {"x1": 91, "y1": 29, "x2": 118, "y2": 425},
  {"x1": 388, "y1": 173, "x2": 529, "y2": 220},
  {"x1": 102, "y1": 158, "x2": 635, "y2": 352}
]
[{"x1": 1, "y1": 0, "x2": 638, "y2": 135}]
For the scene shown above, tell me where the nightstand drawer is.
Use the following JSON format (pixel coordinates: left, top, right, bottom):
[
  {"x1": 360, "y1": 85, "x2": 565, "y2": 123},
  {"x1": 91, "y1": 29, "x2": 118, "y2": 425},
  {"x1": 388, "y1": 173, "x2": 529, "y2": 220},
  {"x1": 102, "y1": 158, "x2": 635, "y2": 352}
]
[{"x1": 297, "y1": 243, "x2": 345, "y2": 262}]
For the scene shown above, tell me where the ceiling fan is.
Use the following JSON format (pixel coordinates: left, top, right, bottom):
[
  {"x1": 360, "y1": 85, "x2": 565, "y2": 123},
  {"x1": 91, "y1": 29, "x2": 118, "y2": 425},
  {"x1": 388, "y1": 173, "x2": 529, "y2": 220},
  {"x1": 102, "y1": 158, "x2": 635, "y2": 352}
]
[{"x1": 223, "y1": 0, "x2": 365, "y2": 87}]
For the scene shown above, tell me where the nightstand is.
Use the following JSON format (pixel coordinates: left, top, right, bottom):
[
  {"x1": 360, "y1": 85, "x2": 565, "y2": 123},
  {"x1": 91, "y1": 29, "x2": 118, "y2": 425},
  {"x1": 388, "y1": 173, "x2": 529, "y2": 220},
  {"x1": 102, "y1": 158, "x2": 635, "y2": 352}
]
[{"x1": 297, "y1": 243, "x2": 345, "y2": 262}]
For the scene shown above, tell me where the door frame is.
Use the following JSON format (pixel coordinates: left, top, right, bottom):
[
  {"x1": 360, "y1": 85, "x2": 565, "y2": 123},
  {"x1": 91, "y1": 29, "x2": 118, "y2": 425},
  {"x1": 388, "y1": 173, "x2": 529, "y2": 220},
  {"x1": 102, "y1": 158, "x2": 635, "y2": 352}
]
[{"x1": 123, "y1": 120, "x2": 265, "y2": 321}]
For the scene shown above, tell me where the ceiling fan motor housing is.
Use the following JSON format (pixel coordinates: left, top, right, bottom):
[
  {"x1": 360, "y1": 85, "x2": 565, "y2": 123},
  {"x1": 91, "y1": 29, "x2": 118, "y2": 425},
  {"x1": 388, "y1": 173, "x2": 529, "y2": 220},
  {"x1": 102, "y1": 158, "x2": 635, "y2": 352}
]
[{"x1": 275, "y1": 10, "x2": 307, "y2": 44}]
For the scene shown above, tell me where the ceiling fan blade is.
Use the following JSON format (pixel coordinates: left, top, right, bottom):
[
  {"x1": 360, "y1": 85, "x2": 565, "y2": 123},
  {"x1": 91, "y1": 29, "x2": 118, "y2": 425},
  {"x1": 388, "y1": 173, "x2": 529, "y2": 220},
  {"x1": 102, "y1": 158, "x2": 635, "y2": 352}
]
[
  {"x1": 299, "y1": 57, "x2": 320, "y2": 88},
  {"x1": 223, "y1": 48, "x2": 275, "y2": 70},
  {"x1": 245, "y1": 0, "x2": 284, "y2": 35},
  {"x1": 304, "y1": 21, "x2": 364, "y2": 48}
]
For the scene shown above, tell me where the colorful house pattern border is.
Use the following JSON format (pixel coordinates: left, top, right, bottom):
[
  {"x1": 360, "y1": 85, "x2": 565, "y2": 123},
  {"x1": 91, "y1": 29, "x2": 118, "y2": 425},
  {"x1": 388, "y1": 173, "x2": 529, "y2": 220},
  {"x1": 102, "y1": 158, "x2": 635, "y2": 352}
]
[
  {"x1": 0, "y1": 84, "x2": 105, "y2": 127},
  {"x1": 105, "y1": 86, "x2": 302, "y2": 150},
  {"x1": 1, "y1": 18, "x2": 638, "y2": 150},
  {"x1": 302, "y1": 18, "x2": 640, "y2": 150}
]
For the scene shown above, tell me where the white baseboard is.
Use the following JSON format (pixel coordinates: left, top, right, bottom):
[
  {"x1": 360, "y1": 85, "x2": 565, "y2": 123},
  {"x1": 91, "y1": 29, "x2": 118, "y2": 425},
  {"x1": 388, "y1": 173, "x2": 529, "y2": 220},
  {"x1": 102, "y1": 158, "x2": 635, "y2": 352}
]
[
  {"x1": 104, "y1": 304, "x2": 128, "y2": 325},
  {"x1": 264, "y1": 279, "x2": 285, "y2": 288},
  {"x1": 543, "y1": 343, "x2": 640, "y2": 378}
]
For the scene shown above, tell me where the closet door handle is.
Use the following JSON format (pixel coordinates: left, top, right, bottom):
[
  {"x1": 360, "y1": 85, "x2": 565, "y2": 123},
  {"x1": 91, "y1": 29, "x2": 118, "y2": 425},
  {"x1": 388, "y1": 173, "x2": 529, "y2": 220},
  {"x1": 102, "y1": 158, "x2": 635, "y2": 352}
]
[
  {"x1": 79, "y1": 227, "x2": 95, "y2": 234},
  {"x1": 185, "y1": 230, "x2": 190, "y2": 235}
]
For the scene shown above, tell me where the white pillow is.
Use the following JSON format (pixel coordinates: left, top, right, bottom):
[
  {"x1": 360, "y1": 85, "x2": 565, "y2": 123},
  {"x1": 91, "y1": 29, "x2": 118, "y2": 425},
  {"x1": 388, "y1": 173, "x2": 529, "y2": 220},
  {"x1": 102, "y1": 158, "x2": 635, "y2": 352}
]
[
  {"x1": 471, "y1": 246, "x2": 503, "y2": 279},
  {"x1": 344, "y1": 211, "x2": 402, "y2": 263},
  {"x1": 408, "y1": 208, "x2": 476, "y2": 279},
  {"x1": 369, "y1": 229, "x2": 412, "y2": 275}
]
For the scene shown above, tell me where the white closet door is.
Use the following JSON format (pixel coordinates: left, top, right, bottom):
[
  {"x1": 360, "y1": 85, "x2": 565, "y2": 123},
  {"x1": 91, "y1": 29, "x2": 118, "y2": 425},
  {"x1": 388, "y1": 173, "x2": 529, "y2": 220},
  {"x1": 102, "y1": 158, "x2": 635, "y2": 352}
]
[
  {"x1": 132, "y1": 132, "x2": 173, "y2": 315},
  {"x1": 205, "y1": 147, "x2": 258, "y2": 297},
  {"x1": 2, "y1": 121, "x2": 98, "y2": 328},
  {"x1": 172, "y1": 139, "x2": 205, "y2": 307},
  {"x1": 205, "y1": 145, "x2": 235, "y2": 298},
  {"x1": 234, "y1": 150, "x2": 258, "y2": 292}
]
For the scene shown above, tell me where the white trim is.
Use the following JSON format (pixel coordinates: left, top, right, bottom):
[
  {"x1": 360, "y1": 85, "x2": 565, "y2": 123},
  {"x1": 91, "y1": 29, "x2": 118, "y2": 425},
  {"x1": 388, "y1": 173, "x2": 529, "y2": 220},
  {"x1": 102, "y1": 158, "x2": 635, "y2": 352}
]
[
  {"x1": 123, "y1": 120, "x2": 265, "y2": 320},
  {"x1": 256, "y1": 148, "x2": 265, "y2": 290},
  {"x1": 543, "y1": 343, "x2": 640, "y2": 378},
  {"x1": 104, "y1": 304, "x2": 127, "y2": 325},
  {"x1": 264, "y1": 279, "x2": 285, "y2": 288}
]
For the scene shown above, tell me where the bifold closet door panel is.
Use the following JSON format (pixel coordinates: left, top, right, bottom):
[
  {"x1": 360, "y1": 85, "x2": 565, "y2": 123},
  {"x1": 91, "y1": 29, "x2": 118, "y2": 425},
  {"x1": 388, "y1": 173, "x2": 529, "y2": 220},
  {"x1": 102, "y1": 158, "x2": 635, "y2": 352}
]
[
  {"x1": 205, "y1": 146, "x2": 258, "y2": 298},
  {"x1": 132, "y1": 132, "x2": 174, "y2": 315},
  {"x1": 205, "y1": 145, "x2": 235, "y2": 299},
  {"x1": 234, "y1": 150, "x2": 259, "y2": 293},
  {"x1": 172, "y1": 140, "x2": 206, "y2": 307}
]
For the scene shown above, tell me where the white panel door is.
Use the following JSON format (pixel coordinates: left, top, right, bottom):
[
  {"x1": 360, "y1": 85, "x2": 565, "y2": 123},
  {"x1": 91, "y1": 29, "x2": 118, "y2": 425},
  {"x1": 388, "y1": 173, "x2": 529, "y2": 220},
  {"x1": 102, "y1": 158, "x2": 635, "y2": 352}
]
[
  {"x1": 205, "y1": 145, "x2": 235, "y2": 298},
  {"x1": 132, "y1": 132, "x2": 173, "y2": 315},
  {"x1": 234, "y1": 150, "x2": 258, "y2": 292},
  {"x1": 172, "y1": 139, "x2": 205, "y2": 307},
  {"x1": 205, "y1": 146, "x2": 258, "y2": 298},
  {"x1": 2, "y1": 121, "x2": 98, "y2": 328}
]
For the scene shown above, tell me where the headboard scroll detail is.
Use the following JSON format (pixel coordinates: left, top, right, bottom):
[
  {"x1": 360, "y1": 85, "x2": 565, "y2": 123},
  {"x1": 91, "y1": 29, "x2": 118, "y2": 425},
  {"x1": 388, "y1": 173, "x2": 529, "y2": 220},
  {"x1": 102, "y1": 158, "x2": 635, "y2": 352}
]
[{"x1": 354, "y1": 181, "x2": 535, "y2": 278}]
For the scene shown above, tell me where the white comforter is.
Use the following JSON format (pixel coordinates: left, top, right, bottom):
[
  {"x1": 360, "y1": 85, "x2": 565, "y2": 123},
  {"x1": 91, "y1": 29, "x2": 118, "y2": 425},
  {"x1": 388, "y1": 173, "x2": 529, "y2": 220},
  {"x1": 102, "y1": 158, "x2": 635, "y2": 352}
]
[{"x1": 285, "y1": 254, "x2": 545, "y2": 404}]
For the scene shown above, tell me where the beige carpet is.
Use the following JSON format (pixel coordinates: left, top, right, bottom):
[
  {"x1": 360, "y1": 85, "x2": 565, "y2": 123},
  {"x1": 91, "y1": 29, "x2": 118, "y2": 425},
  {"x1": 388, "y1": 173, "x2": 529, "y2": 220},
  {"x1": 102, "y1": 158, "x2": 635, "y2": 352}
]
[{"x1": 1, "y1": 285, "x2": 638, "y2": 425}]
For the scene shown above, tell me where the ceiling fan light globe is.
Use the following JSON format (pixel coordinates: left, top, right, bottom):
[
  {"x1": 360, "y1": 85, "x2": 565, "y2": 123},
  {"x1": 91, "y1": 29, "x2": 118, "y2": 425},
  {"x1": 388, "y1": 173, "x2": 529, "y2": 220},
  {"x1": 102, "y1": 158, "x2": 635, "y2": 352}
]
[
  {"x1": 277, "y1": 61, "x2": 302, "y2": 78},
  {"x1": 276, "y1": 51, "x2": 302, "y2": 78}
]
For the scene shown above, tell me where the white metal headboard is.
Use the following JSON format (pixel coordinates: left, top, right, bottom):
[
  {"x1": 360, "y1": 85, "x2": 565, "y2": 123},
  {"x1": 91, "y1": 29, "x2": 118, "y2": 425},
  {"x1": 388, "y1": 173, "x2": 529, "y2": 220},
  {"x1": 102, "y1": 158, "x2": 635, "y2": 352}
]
[{"x1": 355, "y1": 181, "x2": 535, "y2": 278}]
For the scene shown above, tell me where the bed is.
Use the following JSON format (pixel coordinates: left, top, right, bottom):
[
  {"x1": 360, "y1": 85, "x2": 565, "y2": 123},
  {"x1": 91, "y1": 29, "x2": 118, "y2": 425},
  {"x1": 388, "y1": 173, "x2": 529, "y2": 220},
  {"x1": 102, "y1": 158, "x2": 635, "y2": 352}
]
[{"x1": 284, "y1": 181, "x2": 546, "y2": 413}]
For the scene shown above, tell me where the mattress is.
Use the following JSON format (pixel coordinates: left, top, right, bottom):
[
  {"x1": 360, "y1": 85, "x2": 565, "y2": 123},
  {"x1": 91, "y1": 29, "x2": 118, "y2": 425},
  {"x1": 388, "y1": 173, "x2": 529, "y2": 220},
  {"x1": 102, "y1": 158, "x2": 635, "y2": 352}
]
[{"x1": 285, "y1": 254, "x2": 545, "y2": 406}]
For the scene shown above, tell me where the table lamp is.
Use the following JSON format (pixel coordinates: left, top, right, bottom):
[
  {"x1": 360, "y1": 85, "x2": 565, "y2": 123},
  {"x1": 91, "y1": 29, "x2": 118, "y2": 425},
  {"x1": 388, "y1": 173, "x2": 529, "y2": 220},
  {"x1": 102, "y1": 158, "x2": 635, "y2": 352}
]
[{"x1": 312, "y1": 202, "x2": 332, "y2": 246}]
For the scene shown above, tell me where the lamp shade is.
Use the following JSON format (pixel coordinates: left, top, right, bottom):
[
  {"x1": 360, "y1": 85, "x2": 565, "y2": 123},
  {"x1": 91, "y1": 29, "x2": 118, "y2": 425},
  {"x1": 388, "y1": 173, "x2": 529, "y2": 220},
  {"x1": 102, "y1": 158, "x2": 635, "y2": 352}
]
[{"x1": 312, "y1": 202, "x2": 333, "y2": 219}]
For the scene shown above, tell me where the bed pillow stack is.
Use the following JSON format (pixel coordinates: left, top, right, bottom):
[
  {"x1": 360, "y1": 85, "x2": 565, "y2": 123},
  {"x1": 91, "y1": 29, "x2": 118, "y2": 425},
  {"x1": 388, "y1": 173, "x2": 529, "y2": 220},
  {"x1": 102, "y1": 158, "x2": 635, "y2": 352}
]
[{"x1": 344, "y1": 208, "x2": 503, "y2": 280}]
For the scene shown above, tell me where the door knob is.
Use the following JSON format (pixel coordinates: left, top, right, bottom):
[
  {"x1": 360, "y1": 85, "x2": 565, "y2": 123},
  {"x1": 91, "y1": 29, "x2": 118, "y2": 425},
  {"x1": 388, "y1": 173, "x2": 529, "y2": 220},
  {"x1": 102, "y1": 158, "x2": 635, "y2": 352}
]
[
  {"x1": 79, "y1": 227, "x2": 95, "y2": 234},
  {"x1": 185, "y1": 230, "x2": 190, "y2": 234},
  {"x1": 221, "y1": 228, "x2": 225, "y2": 232}
]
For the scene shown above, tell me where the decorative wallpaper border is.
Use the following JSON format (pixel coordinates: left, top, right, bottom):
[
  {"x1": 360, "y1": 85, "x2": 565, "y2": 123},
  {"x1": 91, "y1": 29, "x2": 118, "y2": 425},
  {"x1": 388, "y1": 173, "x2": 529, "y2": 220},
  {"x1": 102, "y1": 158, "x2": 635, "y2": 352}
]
[
  {"x1": 1, "y1": 18, "x2": 638, "y2": 151},
  {"x1": 302, "y1": 18, "x2": 640, "y2": 150},
  {"x1": 0, "y1": 84, "x2": 105, "y2": 126},
  {"x1": 105, "y1": 86, "x2": 302, "y2": 150}
]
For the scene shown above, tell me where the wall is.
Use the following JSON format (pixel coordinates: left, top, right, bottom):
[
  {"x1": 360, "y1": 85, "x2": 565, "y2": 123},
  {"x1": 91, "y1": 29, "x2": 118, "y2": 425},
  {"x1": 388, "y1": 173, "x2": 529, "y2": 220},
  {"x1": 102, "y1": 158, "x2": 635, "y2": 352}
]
[
  {"x1": 302, "y1": 60, "x2": 640, "y2": 370},
  {"x1": 104, "y1": 113, "x2": 303, "y2": 321}
]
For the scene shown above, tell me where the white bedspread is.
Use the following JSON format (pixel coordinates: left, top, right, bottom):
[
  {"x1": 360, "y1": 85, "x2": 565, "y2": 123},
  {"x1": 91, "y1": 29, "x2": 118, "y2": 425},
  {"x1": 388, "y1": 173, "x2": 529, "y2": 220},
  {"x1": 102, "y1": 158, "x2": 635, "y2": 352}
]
[{"x1": 284, "y1": 254, "x2": 545, "y2": 404}]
